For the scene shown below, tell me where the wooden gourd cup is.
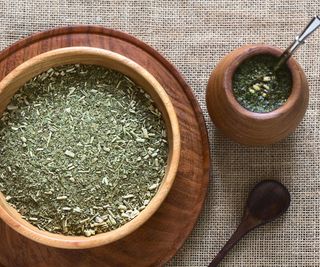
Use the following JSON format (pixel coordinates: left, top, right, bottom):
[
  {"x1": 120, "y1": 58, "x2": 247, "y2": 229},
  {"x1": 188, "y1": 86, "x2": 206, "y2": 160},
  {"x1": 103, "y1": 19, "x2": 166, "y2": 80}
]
[
  {"x1": 0, "y1": 47, "x2": 181, "y2": 249},
  {"x1": 206, "y1": 44, "x2": 309, "y2": 146}
]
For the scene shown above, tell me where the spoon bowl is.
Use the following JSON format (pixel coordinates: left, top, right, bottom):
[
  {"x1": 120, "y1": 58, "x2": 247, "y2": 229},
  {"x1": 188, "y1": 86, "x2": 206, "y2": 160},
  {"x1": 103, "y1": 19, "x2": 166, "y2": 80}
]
[{"x1": 246, "y1": 180, "x2": 290, "y2": 223}]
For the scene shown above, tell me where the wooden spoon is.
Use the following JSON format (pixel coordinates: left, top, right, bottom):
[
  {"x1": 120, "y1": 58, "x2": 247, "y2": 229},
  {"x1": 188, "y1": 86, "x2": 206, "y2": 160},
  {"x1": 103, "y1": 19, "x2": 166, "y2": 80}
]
[{"x1": 209, "y1": 180, "x2": 290, "y2": 266}]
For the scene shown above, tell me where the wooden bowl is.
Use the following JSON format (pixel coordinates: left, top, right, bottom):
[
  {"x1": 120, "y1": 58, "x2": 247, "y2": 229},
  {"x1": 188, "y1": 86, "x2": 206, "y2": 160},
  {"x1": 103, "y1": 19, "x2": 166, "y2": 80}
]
[
  {"x1": 206, "y1": 44, "x2": 309, "y2": 146},
  {"x1": 0, "y1": 47, "x2": 181, "y2": 249}
]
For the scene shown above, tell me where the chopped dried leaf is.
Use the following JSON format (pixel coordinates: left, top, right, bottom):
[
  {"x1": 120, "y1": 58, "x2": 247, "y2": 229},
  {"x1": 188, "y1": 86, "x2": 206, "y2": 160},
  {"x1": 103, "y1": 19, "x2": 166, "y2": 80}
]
[{"x1": 0, "y1": 64, "x2": 168, "y2": 236}]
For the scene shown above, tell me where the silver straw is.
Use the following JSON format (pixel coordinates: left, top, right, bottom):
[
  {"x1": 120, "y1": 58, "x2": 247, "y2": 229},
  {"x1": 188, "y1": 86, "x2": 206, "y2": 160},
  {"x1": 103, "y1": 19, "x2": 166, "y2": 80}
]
[{"x1": 274, "y1": 16, "x2": 320, "y2": 71}]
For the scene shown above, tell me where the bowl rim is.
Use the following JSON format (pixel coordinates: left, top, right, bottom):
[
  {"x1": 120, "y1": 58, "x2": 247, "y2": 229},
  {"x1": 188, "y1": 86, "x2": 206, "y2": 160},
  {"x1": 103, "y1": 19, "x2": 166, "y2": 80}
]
[
  {"x1": 0, "y1": 46, "x2": 181, "y2": 249},
  {"x1": 223, "y1": 44, "x2": 302, "y2": 120}
]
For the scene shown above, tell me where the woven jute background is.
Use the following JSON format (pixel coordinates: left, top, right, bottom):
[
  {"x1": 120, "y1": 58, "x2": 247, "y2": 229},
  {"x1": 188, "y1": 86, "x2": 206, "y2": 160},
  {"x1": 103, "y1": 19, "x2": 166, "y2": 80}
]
[{"x1": 1, "y1": 1, "x2": 320, "y2": 266}]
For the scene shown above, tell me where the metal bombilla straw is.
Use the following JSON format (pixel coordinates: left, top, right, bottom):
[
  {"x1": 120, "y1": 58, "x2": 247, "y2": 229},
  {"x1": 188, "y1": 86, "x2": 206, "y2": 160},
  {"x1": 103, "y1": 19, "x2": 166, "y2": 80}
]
[{"x1": 274, "y1": 16, "x2": 320, "y2": 71}]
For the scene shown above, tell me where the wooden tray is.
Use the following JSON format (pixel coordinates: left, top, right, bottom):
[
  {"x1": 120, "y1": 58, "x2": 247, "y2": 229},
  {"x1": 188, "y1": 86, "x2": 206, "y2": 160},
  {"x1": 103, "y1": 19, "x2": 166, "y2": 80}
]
[{"x1": 0, "y1": 26, "x2": 210, "y2": 267}]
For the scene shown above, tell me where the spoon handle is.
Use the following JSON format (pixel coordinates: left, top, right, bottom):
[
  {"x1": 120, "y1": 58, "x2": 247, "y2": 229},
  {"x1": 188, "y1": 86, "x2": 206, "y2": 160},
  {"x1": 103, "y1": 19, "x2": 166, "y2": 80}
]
[
  {"x1": 275, "y1": 16, "x2": 320, "y2": 70},
  {"x1": 208, "y1": 215, "x2": 259, "y2": 267}
]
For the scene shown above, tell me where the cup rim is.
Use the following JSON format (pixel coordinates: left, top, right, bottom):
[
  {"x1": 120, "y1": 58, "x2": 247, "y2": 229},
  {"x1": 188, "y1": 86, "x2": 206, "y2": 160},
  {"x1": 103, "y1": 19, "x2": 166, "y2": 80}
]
[{"x1": 223, "y1": 44, "x2": 302, "y2": 120}]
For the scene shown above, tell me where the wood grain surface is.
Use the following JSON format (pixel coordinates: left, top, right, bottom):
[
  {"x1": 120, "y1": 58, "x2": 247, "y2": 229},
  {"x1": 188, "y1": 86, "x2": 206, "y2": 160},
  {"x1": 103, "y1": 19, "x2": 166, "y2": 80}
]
[{"x1": 0, "y1": 26, "x2": 210, "y2": 267}]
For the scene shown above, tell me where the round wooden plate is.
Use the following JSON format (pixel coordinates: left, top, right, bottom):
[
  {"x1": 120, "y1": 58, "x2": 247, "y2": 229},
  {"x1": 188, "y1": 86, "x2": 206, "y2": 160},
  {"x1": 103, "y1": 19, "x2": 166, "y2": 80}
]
[{"x1": 0, "y1": 26, "x2": 210, "y2": 267}]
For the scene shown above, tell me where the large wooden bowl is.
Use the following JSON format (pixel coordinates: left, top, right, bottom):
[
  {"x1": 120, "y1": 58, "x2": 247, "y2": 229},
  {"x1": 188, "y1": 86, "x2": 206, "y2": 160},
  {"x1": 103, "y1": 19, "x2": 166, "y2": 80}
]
[
  {"x1": 206, "y1": 44, "x2": 309, "y2": 146},
  {"x1": 0, "y1": 47, "x2": 181, "y2": 249}
]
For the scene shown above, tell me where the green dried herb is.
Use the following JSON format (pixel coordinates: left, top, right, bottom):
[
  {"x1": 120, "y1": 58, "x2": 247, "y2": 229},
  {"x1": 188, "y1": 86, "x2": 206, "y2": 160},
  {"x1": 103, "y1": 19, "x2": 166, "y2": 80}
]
[
  {"x1": 232, "y1": 54, "x2": 292, "y2": 113},
  {"x1": 0, "y1": 64, "x2": 168, "y2": 236}
]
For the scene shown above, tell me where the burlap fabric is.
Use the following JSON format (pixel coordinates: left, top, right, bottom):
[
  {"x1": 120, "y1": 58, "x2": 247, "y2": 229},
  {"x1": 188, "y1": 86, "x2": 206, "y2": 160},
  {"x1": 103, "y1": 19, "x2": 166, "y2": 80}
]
[{"x1": 1, "y1": 1, "x2": 320, "y2": 266}]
